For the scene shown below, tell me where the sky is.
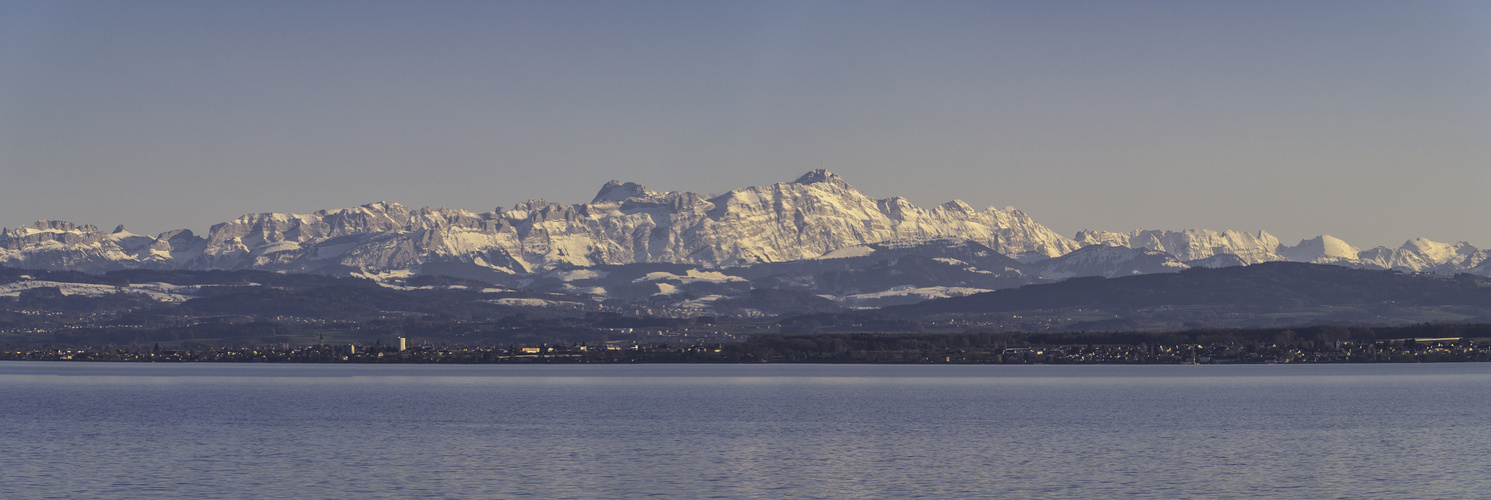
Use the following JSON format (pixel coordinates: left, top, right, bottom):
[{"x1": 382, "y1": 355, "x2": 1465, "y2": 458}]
[{"x1": 1, "y1": 0, "x2": 1488, "y2": 249}]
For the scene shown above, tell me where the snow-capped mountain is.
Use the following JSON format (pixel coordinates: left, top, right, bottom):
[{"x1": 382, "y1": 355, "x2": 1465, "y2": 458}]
[
  {"x1": 5, "y1": 169, "x2": 1488, "y2": 308},
  {"x1": 0, "y1": 221, "x2": 193, "y2": 273},
  {"x1": 2, "y1": 171, "x2": 1078, "y2": 277},
  {"x1": 1074, "y1": 228, "x2": 1282, "y2": 264},
  {"x1": 1030, "y1": 244, "x2": 1189, "y2": 279},
  {"x1": 1071, "y1": 229, "x2": 1488, "y2": 277},
  {"x1": 1275, "y1": 235, "x2": 1360, "y2": 264},
  {"x1": 1357, "y1": 238, "x2": 1488, "y2": 274}
]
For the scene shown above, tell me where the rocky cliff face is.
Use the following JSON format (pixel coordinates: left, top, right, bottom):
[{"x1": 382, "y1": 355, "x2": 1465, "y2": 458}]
[{"x1": 0, "y1": 222, "x2": 179, "y2": 273}]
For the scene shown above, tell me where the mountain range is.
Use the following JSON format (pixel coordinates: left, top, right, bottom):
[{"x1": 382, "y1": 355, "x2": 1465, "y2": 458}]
[{"x1": 4, "y1": 170, "x2": 1489, "y2": 312}]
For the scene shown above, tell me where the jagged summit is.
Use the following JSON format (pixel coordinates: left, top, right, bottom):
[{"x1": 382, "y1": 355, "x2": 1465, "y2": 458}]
[
  {"x1": 1075, "y1": 228, "x2": 1281, "y2": 264},
  {"x1": 592, "y1": 180, "x2": 658, "y2": 204},
  {"x1": 364, "y1": 201, "x2": 399, "y2": 211},
  {"x1": 34, "y1": 220, "x2": 96, "y2": 233},
  {"x1": 793, "y1": 169, "x2": 853, "y2": 190}
]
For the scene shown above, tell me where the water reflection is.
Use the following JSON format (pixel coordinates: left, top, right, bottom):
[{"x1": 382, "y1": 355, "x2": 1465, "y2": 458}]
[{"x1": 1, "y1": 362, "x2": 1487, "y2": 498}]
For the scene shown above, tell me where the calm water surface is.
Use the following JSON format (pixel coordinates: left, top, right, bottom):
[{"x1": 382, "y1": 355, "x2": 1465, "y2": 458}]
[{"x1": 1, "y1": 362, "x2": 1488, "y2": 499}]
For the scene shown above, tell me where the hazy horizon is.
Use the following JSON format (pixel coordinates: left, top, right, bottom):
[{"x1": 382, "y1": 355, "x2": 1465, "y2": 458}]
[{"x1": 3, "y1": 1, "x2": 1488, "y2": 249}]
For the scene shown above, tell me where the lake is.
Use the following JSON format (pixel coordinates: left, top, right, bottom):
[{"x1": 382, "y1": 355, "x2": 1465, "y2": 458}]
[{"x1": 1, "y1": 362, "x2": 1487, "y2": 499}]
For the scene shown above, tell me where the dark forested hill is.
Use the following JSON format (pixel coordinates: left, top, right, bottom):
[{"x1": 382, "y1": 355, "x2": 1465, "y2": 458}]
[
  {"x1": 8, "y1": 263, "x2": 1491, "y2": 346},
  {"x1": 887, "y1": 262, "x2": 1491, "y2": 315}
]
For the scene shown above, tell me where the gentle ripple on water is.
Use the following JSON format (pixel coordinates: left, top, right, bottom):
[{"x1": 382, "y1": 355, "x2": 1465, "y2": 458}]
[{"x1": 0, "y1": 362, "x2": 1488, "y2": 499}]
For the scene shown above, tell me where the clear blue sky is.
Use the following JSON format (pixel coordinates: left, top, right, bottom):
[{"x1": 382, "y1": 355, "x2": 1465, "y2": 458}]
[{"x1": 2, "y1": 0, "x2": 1488, "y2": 249}]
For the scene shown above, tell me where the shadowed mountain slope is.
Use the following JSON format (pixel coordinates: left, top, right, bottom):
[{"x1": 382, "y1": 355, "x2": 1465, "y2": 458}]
[{"x1": 888, "y1": 262, "x2": 1491, "y2": 316}]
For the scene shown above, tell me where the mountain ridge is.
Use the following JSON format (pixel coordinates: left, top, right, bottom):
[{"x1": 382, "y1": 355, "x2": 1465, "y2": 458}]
[
  {"x1": 1, "y1": 170, "x2": 1080, "y2": 275},
  {"x1": 3, "y1": 171, "x2": 1486, "y2": 287}
]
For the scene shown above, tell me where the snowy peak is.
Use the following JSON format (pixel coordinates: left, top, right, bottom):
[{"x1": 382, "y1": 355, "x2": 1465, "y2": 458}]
[
  {"x1": 793, "y1": 169, "x2": 853, "y2": 190},
  {"x1": 1263, "y1": 234, "x2": 1487, "y2": 274},
  {"x1": 1360, "y1": 237, "x2": 1487, "y2": 272},
  {"x1": 0, "y1": 219, "x2": 207, "y2": 272},
  {"x1": 1277, "y1": 235, "x2": 1360, "y2": 263},
  {"x1": 4, "y1": 220, "x2": 103, "y2": 243},
  {"x1": 1398, "y1": 238, "x2": 1470, "y2": 265},
  {"x1": 1032, "y1": 244, "x2": 1188, "y2": 279},
  {"x1": 6, "y1": 220, "x2": 102, "y2": 236},
  {"x1": 1076, "y1": 228, "x2": 1280, "y2": 264},
  {"x1": 592, "y1": 180, "x2": 659, "y2": 204},
  {"x1": 1080, "y1": 228, "x2": 1489, "y2": 276}
]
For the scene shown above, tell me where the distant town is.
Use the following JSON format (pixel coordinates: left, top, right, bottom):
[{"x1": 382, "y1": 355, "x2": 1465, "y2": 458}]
[{"x1": 5, "y1": 326, "x2": 1491, "y2": 364}]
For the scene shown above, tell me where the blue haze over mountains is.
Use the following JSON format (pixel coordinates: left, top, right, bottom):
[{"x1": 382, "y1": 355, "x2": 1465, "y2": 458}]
[{"x1": 3, "y1": 171, "x2": 1488, "y2": 311}]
